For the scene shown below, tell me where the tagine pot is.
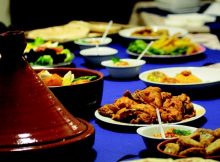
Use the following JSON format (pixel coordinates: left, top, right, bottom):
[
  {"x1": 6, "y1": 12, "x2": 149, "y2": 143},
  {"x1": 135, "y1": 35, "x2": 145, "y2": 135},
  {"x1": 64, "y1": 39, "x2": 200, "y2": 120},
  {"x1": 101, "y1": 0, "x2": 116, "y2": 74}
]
[{"x1": 0, "y1": 31, "x2": 95, "y2": 161}]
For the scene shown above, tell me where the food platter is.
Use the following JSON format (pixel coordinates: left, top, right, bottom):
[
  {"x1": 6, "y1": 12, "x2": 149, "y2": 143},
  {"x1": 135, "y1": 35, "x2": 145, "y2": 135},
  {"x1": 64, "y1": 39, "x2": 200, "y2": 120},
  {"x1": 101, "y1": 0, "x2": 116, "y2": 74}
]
[
  {"x1": 118, "y1": 26, "x2": 188, "y2": 41},
  {"x1": 126, "y1": 45, "x2": 205, "y2": 59},
  {"x1": 95, "y1": 103, "x2": 206, "y2": 127},
  {"x1": 139, "y1": 67, "x2": 220, "y2": 89}
]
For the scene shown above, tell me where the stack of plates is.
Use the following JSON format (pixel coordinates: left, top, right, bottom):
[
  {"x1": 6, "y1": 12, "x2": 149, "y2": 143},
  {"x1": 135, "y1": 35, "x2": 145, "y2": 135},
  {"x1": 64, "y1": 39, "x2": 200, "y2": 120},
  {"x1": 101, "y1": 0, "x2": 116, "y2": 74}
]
[{"x1": 155, "y1": 0, "x2": 200, "y2": 13}]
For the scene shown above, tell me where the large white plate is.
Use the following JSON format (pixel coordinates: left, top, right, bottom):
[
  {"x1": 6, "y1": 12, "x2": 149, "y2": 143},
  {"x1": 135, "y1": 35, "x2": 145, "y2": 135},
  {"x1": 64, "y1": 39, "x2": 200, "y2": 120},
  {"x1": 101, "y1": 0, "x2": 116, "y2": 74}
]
[
  {"x1": 118, "y1": 26, "x2": 188, "y2": 41},
  {"x1": 139, "y1": 67, "x2": 220, "y2": 89},
  {"x1": 95, "y1": 103, "x2": 206, "y2": 127},
  {"x1": 126, "y1": 45, "x2": 205, "y2": 59}
]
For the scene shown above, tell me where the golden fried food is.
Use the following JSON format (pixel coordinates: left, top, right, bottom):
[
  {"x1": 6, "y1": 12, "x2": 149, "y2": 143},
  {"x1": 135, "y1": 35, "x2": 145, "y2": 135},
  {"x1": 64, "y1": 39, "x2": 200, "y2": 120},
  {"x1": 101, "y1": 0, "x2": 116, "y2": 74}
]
[
  {"x1": 98, "y1": 104, "x2": 119, "y2": 117},
  {"x1": 164, "y1": 143, "x2": 180, "y2": 155},
  {"x1": 178, "y1": 136, "x2": 204, "y2": 148},
  {"x1": 179, "y1": 147, "x2": 206, "y2": 156},
  {"x1": 197, "y1": 128, "x2": 215, "y2": 147},
  {"x1": 161, "y1": 127, "x2": 220, "y2": 158},
  {"x1": 130, "y1": 104, "x2": 157, "y2": 124},
  {"x1": 213, "y1": 128, "x2": 220, "y2": 137},
  {"x1": 98, "y1": 86, "x2": 195, "y2": 124},
  {"x1": 112, "y1": 108, "x2": 134, "y2": 122},
  {"x1": 114, "y1": 96, "x2": 138, "y2": 109},
  {"x1": 206, "y1": 139, "x2": 220, "y2": 155}
]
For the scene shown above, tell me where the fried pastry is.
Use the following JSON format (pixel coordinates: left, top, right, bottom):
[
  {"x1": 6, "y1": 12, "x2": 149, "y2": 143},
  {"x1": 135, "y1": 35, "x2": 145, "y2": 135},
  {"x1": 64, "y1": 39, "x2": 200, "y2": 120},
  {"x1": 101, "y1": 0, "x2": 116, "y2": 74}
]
[
  {"x1": 206, "y1": 139, "x2": 220, "y2": 155},
  {"x1": 164, "y1": 143, "x2": 180, "y2": 155},
  {"x1": 178, "y1": 136, "x2": 204, "y2": 148},
  {"x1": 179, "y1": 147, "x2": 206, "y2": 156}
]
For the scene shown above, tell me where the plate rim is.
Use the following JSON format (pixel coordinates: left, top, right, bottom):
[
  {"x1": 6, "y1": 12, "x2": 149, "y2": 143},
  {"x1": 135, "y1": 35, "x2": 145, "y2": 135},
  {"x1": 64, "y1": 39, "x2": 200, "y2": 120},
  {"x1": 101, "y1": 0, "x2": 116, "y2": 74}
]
[
  {"x1": 118, "y1": 25, "x2": 188, "y2": 40},
  {"x1": 126, "y1": 45, "x2": 205, "y2": 59},
  {"x1": 139, "y1": 66, "x2": 220, "y2": 86},
  {"x1": 95, "y1": 103, "x2": 206, "y2": 127}
]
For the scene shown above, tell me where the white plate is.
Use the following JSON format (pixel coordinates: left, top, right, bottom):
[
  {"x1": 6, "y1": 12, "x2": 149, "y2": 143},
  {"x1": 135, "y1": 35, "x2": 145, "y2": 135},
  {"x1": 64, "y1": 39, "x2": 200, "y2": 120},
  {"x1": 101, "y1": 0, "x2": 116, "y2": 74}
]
[
  {"x1": 126, "y1": 45, "x2": 205, "y2": 59},
  {"x1": 95, "y1": 103, "x2": 205, "y2": 127},
  {"x1": 139, "y1": 67, "x2": 220, "y2": 89},
  {"x1": 118, "y1": 26, "x2": 188, "y2": 41}
]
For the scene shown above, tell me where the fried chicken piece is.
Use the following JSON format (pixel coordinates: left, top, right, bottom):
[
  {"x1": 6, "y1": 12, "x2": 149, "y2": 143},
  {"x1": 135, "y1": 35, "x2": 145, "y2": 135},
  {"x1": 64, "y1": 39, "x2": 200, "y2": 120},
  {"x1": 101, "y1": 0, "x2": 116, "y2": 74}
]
[
  {"x1": 177, "y1": 93, "x2": 194, "y2": 114},
  {"x1": 98, "y1": 104, "x2": 119, "y2": 117},
  {"x1": 161, "y1": 91, "x2": 172, "y2": 100},
  {"x1": 130, "y1": 104, "x2": 157, "y2": 124},
  {"x1": 160, "y1": 108, "x2": 183, "y2": 123},
  {"x1": 113, "y1": 96, "x2": 137, "y2": 109},
  {"x1": 112, "y1": 108, "x2": 134, "y2": 122},
  {"x1": 132, "y1": 86, "x2": 163, "y2": 108}
]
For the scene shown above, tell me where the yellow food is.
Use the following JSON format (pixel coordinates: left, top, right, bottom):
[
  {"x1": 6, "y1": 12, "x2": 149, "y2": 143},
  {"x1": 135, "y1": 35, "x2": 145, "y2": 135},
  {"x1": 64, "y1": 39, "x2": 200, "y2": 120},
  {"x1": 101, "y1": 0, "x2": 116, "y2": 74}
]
[{"x1": 147, "y1": 70, "x2": 202, "y2": 84}]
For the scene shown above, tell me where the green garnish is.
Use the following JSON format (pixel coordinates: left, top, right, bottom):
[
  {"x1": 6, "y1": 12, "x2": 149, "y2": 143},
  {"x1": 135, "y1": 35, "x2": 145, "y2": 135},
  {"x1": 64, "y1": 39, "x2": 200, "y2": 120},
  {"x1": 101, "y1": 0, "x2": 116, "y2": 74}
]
[
  {"x1": 73, "y1": 76, "x2": 97, "y2": 82},
  {"x1": 112, "y1": 57, "x2": 121, "y2": 63},
  {"x1": 173, "y1": 129, "x2": 192, "y2": 136},
  {"x1": 32, "y1": 37, "x2": 45, "y2": 46}
]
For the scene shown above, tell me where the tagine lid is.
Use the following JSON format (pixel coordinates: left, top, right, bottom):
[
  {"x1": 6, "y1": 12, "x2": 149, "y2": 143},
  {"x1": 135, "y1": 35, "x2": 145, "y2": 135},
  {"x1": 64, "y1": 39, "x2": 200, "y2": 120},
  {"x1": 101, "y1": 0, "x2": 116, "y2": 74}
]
[{"x1": 0, "y1": 31, "x2": 94, "y2": 152}]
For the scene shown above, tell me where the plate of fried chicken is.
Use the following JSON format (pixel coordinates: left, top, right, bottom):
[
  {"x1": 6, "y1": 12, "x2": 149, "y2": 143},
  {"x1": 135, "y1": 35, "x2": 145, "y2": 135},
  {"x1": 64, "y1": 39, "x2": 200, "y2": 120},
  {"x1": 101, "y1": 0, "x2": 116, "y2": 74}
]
[{"x1": 95, "y1": 86, "x2": 206, "y2": 127}]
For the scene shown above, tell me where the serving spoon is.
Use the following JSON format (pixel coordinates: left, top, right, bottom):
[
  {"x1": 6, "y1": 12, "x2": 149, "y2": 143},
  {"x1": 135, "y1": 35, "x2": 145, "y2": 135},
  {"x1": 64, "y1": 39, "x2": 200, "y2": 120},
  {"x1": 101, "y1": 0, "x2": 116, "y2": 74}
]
[
  {"x1": 156, "y1": 108, "x2": 166, "y2": 139},
  {"x1": 137, "y1": 41, "x2": 154, "y2": 60}
]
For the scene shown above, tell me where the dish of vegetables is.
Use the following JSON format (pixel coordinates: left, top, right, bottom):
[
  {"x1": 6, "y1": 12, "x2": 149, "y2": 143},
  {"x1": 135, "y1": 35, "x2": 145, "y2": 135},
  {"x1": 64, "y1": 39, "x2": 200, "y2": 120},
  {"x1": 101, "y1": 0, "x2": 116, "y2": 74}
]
[
  {"x1": 126, "y1": 36, "x2": 205, "y2": 59},
  {"x1": 24, "y1": 37, "x2": 74, "y2": 67}
]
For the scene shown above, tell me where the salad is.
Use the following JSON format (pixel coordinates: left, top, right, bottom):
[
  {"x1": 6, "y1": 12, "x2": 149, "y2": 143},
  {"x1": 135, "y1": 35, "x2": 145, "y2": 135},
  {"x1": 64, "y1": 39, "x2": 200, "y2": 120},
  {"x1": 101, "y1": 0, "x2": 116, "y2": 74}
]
[
  {"x1": 127, "y1": 35, "x2": 201, "y2": 56},
  {"x1": 24, "y1": 37, "x2": 74, "y2": 66}
]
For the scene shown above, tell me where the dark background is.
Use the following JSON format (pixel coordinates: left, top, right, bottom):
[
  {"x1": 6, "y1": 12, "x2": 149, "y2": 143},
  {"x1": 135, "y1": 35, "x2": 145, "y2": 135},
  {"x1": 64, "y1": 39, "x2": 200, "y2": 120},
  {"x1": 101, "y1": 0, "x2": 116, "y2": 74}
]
[{"x1": 9, "y1": 0, "x2": 137, "y2": 31}]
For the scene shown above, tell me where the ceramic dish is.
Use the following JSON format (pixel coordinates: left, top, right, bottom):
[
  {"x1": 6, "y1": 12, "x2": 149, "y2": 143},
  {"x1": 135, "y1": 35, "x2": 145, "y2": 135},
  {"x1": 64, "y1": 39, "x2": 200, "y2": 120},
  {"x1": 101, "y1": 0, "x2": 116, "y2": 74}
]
[
  {"x1": 34, "y1": 67, "x2": 104, "y2": 119},
  {"x1": 157, "y1": 138, "x2": 220, "y2": 160},
  {"x1": 137, "y1": 124, "x2": 197, "y2": 150},
  {"x1": 79, "y1": 46, "x2": 118, "y2": 66},
  {"x1": 139, "y1": 67, "x2": 220, "y2": 89},
  {"x1": 95, "y1": 103, "x2": 205, "y2": 127},
  {"x1": 118, "y1": 26, "x2": 188, "y2": 41},
  {"x1": 126, "y1": 45, "x2": 205, "y2": 59},
  {"x1": 101, "y1": 58, "x2": 146, "y2": 79},
  {"x1": 74, "y1": 37, "x2": 112, "y2": 50}
]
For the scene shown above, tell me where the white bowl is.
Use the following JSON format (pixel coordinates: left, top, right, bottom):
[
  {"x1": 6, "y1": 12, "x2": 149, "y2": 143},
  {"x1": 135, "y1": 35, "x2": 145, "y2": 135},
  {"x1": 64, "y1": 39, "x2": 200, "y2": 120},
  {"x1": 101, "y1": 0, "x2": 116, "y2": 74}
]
[
  {"x1": 74, "y1": 37, "x2": 112, "y2": 50},
  {"x1": 101, "y1": 58, "x2": 146, "y2": 79},
  {"x1": 79, "y1": 46, "x2": 118, "y2": 66},
  {"x1": 137, "y1": 124, "x2": 197, "y2": 150}
]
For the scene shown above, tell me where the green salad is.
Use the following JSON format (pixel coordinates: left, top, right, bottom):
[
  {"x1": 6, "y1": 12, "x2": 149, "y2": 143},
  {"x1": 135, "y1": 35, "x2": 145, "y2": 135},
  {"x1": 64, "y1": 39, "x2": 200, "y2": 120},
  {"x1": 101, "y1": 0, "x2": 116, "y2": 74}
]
[{"x1": 24, "y1": 37, "x2": 74, "y2": 66}]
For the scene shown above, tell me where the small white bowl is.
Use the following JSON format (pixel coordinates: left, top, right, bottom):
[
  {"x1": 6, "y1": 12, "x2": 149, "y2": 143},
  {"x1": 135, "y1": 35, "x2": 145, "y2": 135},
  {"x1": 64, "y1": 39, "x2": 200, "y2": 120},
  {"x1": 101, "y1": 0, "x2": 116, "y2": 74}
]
[
  {"x1": 79, "y1": 46, "x2": 118, "y2": 66},
  {"x1": 101, "y1": 58, "x2": 146, "y2": 79},
  {"x1": 137, "y1": 124, "x2": 197, "y2": 150},
  {"x1": 74, "y1": 37, "x2": 112, "y2": 50}
]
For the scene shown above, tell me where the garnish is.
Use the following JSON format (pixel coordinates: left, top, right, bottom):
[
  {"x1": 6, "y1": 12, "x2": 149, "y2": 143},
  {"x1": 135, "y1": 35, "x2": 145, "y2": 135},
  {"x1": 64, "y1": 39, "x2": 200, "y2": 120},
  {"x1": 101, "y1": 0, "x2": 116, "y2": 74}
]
[
  {"x1": 173, "y1": 129, "x2": 192, "y2": 136},
  {"x1": 111, "y1": 57, "x2": 121, "y2": 63}
]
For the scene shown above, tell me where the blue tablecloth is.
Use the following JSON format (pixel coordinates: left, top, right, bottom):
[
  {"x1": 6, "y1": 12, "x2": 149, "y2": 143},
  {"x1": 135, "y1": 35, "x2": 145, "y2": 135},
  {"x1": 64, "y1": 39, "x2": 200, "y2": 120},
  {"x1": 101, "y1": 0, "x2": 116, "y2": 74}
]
[{"x1": 72, "y1": 41, "x2": 220, "y2": 162}]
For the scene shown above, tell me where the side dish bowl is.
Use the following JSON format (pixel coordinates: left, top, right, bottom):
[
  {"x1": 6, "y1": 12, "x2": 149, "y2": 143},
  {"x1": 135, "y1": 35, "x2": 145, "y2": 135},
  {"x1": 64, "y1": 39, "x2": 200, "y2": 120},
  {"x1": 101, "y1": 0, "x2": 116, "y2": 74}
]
[
  {"x1": 74, "y1": 37, "x2": 112, "y2": 50},
  {"x1": 137, "y1": 124, "x2": 197, "y2": 150},
  {"x1": 34, "y1": 67, "x2": 104, "y2": 119},
  {"x1": 101, "y1": 58, "x2": 146, "y2": 79},
  {"x1": 80, "y1": 46, "x2": 118, "y2": 66}
]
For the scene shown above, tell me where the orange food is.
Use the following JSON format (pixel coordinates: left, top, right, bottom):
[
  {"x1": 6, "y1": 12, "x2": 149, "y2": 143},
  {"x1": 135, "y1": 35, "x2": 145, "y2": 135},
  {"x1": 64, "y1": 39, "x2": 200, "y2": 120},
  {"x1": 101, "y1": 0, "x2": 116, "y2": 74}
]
[{"x1": 43, "y1": 74, "x2": 63, "y2": 86}]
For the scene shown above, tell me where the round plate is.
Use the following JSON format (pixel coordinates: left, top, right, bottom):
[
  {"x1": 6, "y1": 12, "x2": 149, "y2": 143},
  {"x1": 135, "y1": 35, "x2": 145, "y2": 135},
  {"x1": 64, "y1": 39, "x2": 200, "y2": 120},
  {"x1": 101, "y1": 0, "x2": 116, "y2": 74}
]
[
  {"x1": 95, "y1": 103, "x2": 206, "y2": 127},
  {"x1": 139, "y1": 67, "x2": 220, "y2": 89},
  {"x1": 126, "y1": 45, "x2": 205, "y2": 59},
  {"x1": 118, "y1": 26, "x2": 188, "y2": 41}
]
